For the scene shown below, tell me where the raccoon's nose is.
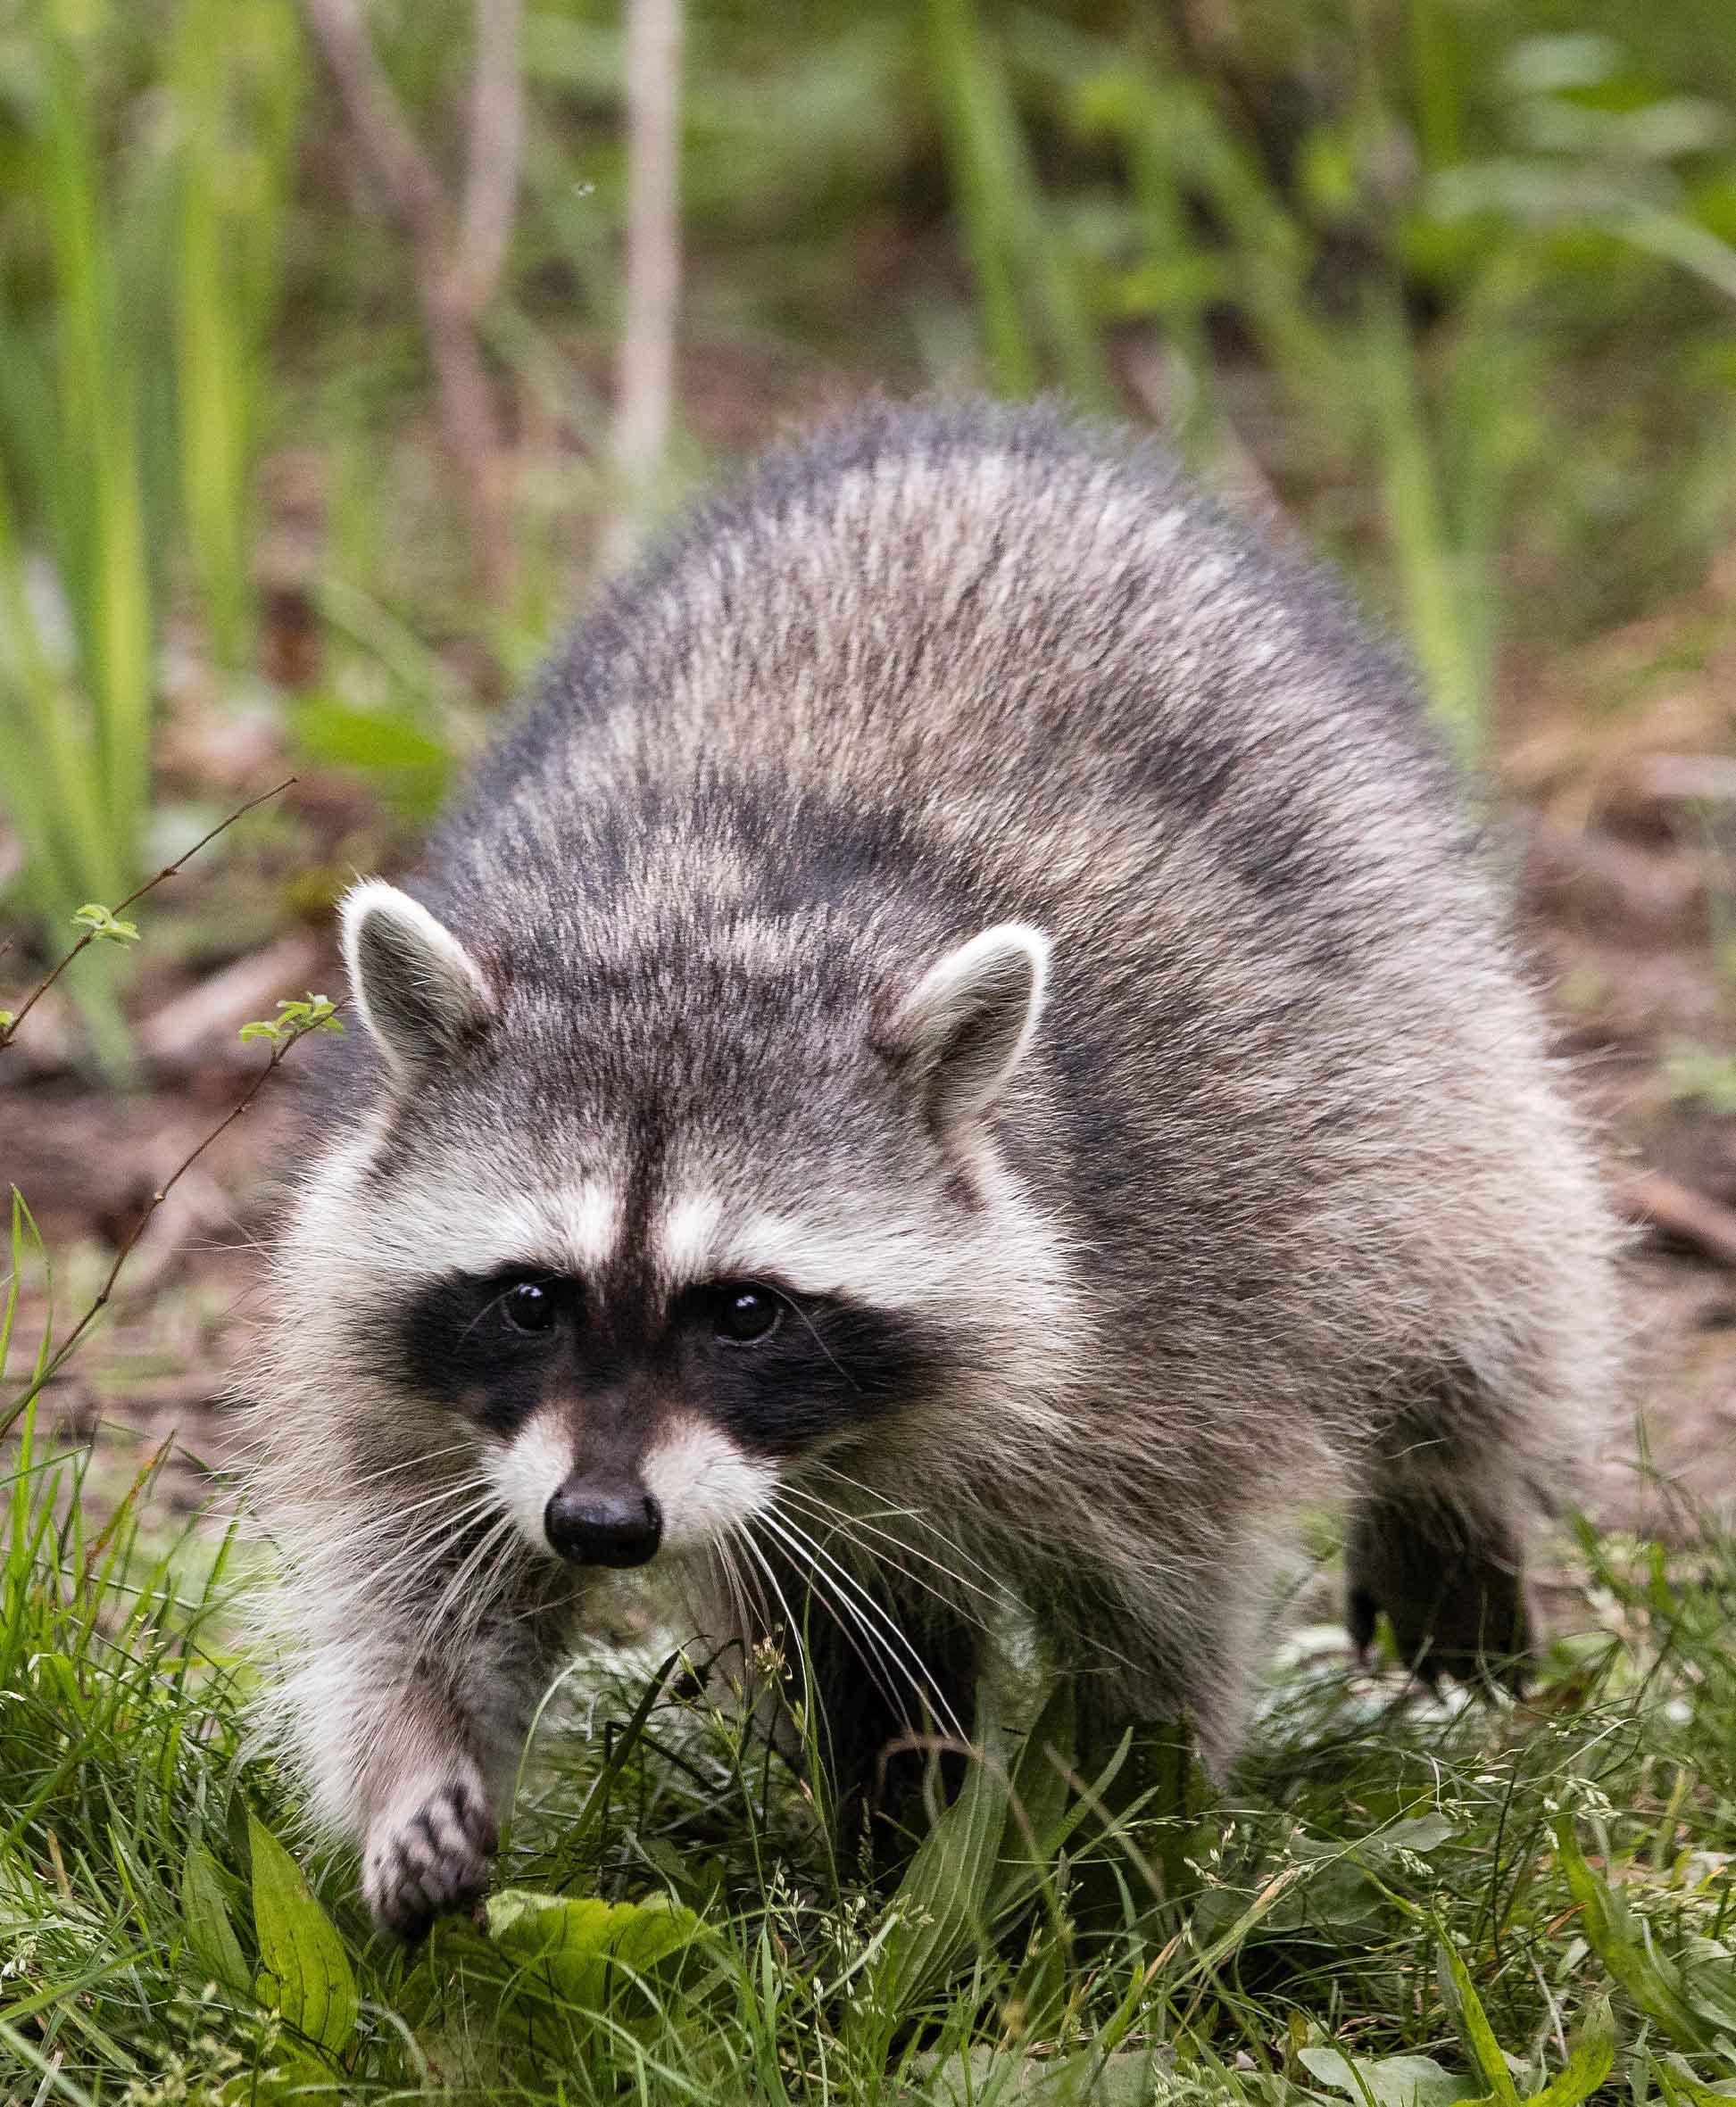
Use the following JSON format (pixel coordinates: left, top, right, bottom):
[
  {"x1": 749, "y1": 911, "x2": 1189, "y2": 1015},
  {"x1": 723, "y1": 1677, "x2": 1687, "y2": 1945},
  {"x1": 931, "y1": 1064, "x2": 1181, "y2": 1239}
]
[{"x1": 544, "y1": 1478, "x2": 662, "y2": 1567}]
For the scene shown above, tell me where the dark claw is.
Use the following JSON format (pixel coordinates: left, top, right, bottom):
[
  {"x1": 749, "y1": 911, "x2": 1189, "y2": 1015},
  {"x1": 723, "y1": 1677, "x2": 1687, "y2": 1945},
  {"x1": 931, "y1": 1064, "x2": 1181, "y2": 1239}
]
[{"x1": 364, "y1": 1776, "x2": 499, "y2": 1942}]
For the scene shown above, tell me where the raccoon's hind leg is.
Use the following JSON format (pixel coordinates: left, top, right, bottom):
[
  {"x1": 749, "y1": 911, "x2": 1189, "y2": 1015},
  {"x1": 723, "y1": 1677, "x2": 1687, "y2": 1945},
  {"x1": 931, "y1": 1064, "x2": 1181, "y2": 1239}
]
[
  {"x1": 1345, "y1": 1495, "x2": 1529, "y2": 1687},
  {"x1": 1346, "y1": 1366, "x2": 1536, "y2": 1690}
]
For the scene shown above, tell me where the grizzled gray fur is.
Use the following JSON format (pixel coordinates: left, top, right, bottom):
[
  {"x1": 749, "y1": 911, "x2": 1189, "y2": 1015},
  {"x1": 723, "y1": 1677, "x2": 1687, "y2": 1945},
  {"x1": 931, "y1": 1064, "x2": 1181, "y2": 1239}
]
[{"x1": 247, "y1": 401, "x2": 1618, "y2": 1939}]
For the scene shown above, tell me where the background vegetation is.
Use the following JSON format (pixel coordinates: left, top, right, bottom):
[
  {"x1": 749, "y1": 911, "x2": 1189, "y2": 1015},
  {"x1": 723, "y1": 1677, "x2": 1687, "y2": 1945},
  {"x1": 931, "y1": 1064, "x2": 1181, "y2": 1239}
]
[{"x1": 2, "y1": 0, "x2": 1734, "y2": 2100}]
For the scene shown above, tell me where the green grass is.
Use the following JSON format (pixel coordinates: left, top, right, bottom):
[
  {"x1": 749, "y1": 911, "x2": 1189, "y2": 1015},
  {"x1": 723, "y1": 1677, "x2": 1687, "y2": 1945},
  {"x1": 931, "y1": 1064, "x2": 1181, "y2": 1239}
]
[
  {"x1": 4, "y1": 1346, "x2": 1734, "y2": 2107},
  {"x1": 7, "y1": 1193, "x2": 1736, "y2": 2103},
  {"x1": 0, "y1": 6, "x2": 299, "y2": 1058}
]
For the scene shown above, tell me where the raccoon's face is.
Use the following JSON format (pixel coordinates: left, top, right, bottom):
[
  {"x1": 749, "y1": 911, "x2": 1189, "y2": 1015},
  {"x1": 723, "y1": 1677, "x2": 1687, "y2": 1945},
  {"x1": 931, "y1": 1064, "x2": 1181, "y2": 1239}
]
[{"x1": 285, "y1": 881, "x2": 1068, "y2": 1573}]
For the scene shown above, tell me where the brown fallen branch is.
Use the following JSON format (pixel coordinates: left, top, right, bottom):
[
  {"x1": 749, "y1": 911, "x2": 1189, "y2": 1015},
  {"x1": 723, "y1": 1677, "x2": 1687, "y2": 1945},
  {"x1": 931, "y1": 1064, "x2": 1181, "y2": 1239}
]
[
  {"x1": 1625, "y1": 1169, "x2": 1736, "y2": 1270},
  {"x1": 299, "y1": 0, "x2": 522, "y2": 605},
  {"x1": 0, "y1": 777, "x2": 296, "y2": 1056}
]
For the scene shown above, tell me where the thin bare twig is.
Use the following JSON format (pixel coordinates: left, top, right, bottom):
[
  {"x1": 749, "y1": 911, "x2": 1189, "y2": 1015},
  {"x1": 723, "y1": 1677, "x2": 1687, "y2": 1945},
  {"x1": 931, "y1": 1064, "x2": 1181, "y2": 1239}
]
[
  {"x1": 2, "y1": 1002, "x2": 345, "y2": 1432},
  {"x1": 604, "y1": 0, "x2": 683, "y2": 571},
  {"x1": 299, "y1": 0, "x2": 521, "y2": 604},
  {"x1": 0, "y1": 776, "x2": 297, "y2": 1054}
]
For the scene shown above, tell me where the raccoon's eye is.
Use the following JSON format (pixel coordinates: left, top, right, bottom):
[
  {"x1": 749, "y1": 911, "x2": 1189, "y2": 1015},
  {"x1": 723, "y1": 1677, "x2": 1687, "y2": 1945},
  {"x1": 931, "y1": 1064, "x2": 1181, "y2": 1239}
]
[
  {"x1": 713, "y1": 1283, "x2": 781, "y2": 1345},
  {"x1": 501, "y1": 1281, "x2": 559, "y2": 1336}
]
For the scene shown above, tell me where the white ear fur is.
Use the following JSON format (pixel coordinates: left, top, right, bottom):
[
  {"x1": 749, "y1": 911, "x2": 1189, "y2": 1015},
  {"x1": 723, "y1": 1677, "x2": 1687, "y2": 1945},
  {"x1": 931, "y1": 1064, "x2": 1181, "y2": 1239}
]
[
  {"x1": 889, "y1": 923, "x2": 1051, "y2": 1133},
  {"x1": 338, "y1": 880, "x2": 494, "y2": 1079}
]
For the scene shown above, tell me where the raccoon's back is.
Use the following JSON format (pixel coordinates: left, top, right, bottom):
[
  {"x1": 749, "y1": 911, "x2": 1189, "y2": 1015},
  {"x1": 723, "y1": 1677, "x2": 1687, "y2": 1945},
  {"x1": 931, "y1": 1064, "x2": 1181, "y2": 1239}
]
[{"x1": 441, "y1": 399, "x2": 1460, "y2": 933}]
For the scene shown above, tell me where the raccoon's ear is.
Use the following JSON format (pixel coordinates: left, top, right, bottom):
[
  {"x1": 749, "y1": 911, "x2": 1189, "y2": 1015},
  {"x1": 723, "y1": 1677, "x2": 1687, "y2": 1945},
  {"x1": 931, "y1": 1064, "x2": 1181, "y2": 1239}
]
[
  {"x1": 886, "y1": 923, "x2": 1051, "y2": 1134},
  {"x1": 339, "y1": 880, "x2": 494, "y2": 1079}
]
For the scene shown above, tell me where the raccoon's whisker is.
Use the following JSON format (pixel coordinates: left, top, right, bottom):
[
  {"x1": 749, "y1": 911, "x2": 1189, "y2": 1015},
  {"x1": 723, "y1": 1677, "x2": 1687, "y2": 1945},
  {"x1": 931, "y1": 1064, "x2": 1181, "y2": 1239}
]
[
  {"x1": 776, "y1": 1489, "x2": 968, "y2": 1616},
  {"x1": 777, "y1": 1485, "x2": 1004, "y2": 1619},
  {"x1": 333, "y1": 1489, "x2": 504, "y2": 1580},
  {"x1": 350, "y1": 1491, "x2": 511, "y2": 1603},
  {"x1": 734, "y1": 1518, "x2": 913, "y2": 1752},
  {"x1": 763, "y1": 1502, "x2": 969, "y2": 1734},
  {"x1": 716, "y1": 1529, "x2": 767, "y2": 1659},
  {"x1": 757, "y1": 1505, "x2": 966, "y2": 1740},
  {"x1": 727, "y1": 1521, "x2": 831, "y2": 1730},
  {"x1": 793, "y1": 1468, "x2": 1013, "y2": 1605},
  {"x1": 770, "y1": 1293, "x2": 861, "y2": 1395},
  {"x1": 346, "y1": 1444, "x2": 480, "y2": 1489},
  {"x1": 356, "y1": 1475, "x2": 498, "y2": 1530},
  {"x1": 738, "y1": 1514, "x2": 919, "y2": 1748},
  {"x1": 805, "y1": 1460, "x2": 1009, "y2": 1589},
  {"x1": 425, "y1": 1511, "x2": 520, "y2": 1636},
  {"x1": 704, "y1": 1539, "x2": 756, "y2": 1689},
  {"x1": 456, "y1": 1284, "x2": 533, "y2": 1348}
]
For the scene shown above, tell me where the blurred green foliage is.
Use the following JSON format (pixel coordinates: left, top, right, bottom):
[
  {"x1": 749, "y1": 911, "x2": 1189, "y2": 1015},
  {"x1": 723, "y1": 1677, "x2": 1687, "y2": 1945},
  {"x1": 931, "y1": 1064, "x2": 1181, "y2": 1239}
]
[{"x1": 0, "y1": 0, "x2": 1732, "y2": 996}]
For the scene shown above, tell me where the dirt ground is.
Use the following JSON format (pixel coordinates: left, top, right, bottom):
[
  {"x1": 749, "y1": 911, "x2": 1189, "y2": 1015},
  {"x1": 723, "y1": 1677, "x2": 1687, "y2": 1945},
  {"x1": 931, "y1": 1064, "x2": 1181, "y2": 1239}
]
[{"x1": 4, "y1": 535, "x2": 1735, "y2": 1549}]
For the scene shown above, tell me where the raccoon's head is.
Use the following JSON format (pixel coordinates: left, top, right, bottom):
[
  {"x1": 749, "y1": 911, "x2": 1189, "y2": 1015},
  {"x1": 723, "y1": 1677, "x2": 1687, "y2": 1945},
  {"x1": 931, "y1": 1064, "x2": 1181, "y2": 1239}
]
[{"x1": 279, "y1": 879, "x2": 1075, "y2": 1574}]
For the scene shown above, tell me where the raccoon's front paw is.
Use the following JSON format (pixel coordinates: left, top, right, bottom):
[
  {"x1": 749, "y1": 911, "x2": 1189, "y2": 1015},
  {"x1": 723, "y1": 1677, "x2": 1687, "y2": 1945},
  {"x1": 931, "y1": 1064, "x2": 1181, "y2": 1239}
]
[
  {"x1": 362, "y1": 1768, "x2": 498, "y2": 1942},
  {"x1": 1346, "y1": 1499, "x2": 1530, "y2": 1693}
]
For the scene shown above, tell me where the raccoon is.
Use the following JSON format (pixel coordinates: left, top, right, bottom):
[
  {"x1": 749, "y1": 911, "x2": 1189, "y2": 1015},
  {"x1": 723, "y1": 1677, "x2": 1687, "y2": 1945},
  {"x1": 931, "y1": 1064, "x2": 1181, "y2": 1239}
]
[{"x1": 248, "y1": 399, "x2": 1618, "y2": 1940}]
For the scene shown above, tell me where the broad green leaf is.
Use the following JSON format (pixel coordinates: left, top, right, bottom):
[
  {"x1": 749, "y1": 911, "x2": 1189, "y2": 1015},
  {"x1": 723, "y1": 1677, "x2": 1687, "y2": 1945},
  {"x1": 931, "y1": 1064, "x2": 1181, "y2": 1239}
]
[
  {"x1": 1364, "y1": 1813, "x2": 1458, "y2": 1859},
  {"x1": 486, "y1": 1888, "x2": 705, "y2": 2012},
  {"x1": 1300, "y1": 2045, "x2": 1480, "y2": 2107},
  {"x1": 921, "y1": 2040, "x2": 1167, "y2": 2103},
  {"x1": 1653, "y1": 2053, "x2": 1736, "y2": 2106},
  {"x1": 247, "y1": 1810, "x2": 357, "y2": 2055},
  {"x1": 1435, "y1": 1938, "x2": 1521, "y2": 2107},
  {"x1": 868, "y1": 1713, "x2": 1011, "y2": 2018},
  {"x1": 181, "y1": 1843, "x2": 248, "y2": 1995},
  {"x1": 1271, "y1": 1810, "x2": 1459, "y2": 1934},
  {"x1": 219, "y1": 2053, "x2": 330, "y2": 2106},
  {"x1": 1004, "y1": 1680, "x2": 1076, "y2": 1858},
  {"x1": 1678, "y1": 1938, "x2": 1736, "y2": 2032},
  {"x1": 990, "y1": 1680, "x2": 1086, "y2": 1922},
  {"x1": 1530, "y1": 1996, "x2": 1616, "y2": 2107},
  {"x1": 1553, "y1": 1816, "x2": 1713, "y2": 2052}
]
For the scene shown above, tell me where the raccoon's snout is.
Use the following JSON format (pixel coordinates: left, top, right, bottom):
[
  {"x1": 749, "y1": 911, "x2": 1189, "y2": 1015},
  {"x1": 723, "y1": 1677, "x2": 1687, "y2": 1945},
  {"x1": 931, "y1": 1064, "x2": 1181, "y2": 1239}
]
[{"x1": 544, "y1": 1477, "x2": 663, "y2": 1567}]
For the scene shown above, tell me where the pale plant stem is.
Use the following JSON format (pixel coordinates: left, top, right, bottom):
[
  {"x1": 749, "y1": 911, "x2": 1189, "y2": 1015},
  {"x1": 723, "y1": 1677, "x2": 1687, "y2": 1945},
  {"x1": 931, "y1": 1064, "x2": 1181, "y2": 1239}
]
[
  {"x1": 602, "y1": 0, "x2": 683, "y2": 572},
  {"x1": 0, "y1": 776, "x2": 295, "y2": 1053}
]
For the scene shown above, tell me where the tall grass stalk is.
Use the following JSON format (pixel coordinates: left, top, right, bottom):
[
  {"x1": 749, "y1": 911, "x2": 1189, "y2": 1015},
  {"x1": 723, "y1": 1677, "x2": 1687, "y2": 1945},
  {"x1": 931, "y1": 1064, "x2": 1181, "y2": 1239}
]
[
  {"x1": 173, "y1": 0, "x2": 303, "y2": 671},
  {"x1": 1362, "y1": 291, "x2": 1487, "y2": 766},
  {"x1": 0, "y1": 26, "x2": 174, "y2": 1058},
  {"x1": 1083, "y1": 54, "x2": 1528, "y2": 758},
  {"x1": 0, "y1": 9, "x2": 301, "y2": 1058},
  {"x1": 34, "y1": 32, "x2": 154, "y2": 904},
  {"x1": 926, "y1": 0, "x2": 1112, "y2": 412}
]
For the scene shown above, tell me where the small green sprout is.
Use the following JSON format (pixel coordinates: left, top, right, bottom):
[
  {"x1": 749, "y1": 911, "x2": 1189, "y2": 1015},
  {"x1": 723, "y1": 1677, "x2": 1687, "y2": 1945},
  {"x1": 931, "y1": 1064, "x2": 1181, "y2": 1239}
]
[
  {"x1": 72, "y1": 902, "x2": 141, "y2": 943},
  {"x1": 239, "y1": 992, "x2": 345, "y2": 1047}
]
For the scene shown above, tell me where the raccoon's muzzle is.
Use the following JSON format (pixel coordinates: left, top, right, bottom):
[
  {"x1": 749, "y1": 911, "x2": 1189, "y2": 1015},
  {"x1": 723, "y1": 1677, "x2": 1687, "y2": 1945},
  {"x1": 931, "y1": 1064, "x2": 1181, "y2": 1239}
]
[{"x1": 544, "y1": 1476, "x2": 662, "y2": 1566}]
